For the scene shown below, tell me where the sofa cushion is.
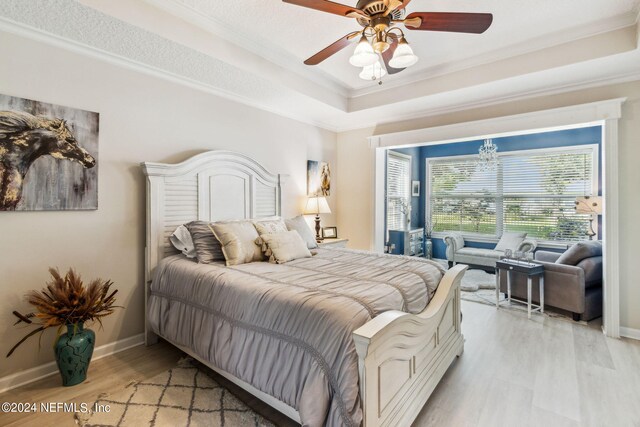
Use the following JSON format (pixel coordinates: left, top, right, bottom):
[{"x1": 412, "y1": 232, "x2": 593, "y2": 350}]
[
  {"x1": 577, "y1": 256, "x2": 603, "y2": 289},
  {"x1": 456, "y1": 248, "x2": 503, "y2": 259},
  {"x1": 556, "y1": 241, "x2": 602, "y2": 266},
  {"x1": 494, "y1": 232, "x2": 527, "y2": 252}
]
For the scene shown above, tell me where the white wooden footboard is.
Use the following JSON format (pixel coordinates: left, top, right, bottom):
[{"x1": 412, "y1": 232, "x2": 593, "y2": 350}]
[{"x1": 353, "y1": 264, "x2": 467, "y2": 427}]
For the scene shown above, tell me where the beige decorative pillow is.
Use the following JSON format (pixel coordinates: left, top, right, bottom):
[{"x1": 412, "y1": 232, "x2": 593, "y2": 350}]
[
  {"x1": 254, "y1": 218, "x2": 288, "y2": 235},
  {"x1": 209, "y1": 221, "x2": 264, "y2": 266},
  {"x1": 260, "y1": 231, "x2": 312, "y2": 264},
  {"x1": 254, "y1": 219, "x2": 288, "y2": 257}
]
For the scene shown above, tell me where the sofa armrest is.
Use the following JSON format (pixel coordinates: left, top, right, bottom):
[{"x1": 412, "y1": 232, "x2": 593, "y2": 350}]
[
  {"x1": 443, "y1": 233, "x2": 464, "y2": 262},
  {"x1": 535, "y1": 250, "x2": 561, "y2": 263},
  {"x1": 518, "y1": 239, "x2": 537, "y2": 253}
]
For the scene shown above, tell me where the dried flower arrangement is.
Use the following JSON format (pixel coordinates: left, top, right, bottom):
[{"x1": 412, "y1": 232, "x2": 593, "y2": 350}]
[{"x1": 7, "y1": 268, "x2": 119, "y2": 357}]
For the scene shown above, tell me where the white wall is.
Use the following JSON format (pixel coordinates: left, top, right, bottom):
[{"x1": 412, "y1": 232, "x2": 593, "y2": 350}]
[
  {"x1": 337, "y1": 80, "x2": 640, "y2": 332},
  {"x1": 0, "y1": 31, "x2": 337, "y2": 378}
]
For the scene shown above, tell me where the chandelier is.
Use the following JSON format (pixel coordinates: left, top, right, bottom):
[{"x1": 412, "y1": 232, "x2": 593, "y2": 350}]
[
  {"x1": 349, "y1": 26, "x2": 418, "y2": 81},
  {"x1": 477, "y1": 139, "x2": 499, "y2": 171}
]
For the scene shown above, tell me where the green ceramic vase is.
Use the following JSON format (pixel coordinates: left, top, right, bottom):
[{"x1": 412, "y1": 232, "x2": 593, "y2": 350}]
[{"x1": 54, "y1": 322, "x2": 95, "y2": 387}]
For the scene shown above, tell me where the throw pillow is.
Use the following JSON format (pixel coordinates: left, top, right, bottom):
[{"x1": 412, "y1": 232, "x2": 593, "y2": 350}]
[
  {"x1": 260, "y1": 231, "x2": 312, "y2": 264},
  {"x1": 285, "y1": 215, "x2": 318, "y2": 249},
  {"x1": 169, "y1": 225, "x2": 197, "y2": 258},
  {"x1": 185, "y1": 221, "x2": 225, "y2": 264},
  {"x1": 254, "y1": 218, "x2": 288, "y2": 235},
  {"x1": 210, "y1": 221, "x2": 265, "y2": 266},
  {"x1": 494, "y1": 232, "x2": 527, "y2": 252},
  {"x1": 556, "y1": 241, "x2": 602, "y2": 266}
]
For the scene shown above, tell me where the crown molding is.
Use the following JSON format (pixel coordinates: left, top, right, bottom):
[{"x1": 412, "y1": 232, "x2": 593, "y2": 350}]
[
  {"x1": 0, "y1": 14, "x2": 340, "y2": 132},
  {"x1": 334, "y1": 71, "x2": 640, "y2": 133}
]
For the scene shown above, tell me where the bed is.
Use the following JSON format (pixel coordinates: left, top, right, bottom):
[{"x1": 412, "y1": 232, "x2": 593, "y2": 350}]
[{"x1": 142, "y1": 151, "x2": 467, "y2": 427}]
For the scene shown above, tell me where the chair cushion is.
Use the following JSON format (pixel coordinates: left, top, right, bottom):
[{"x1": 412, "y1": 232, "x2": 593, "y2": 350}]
[
  {"x1": 556, "y1": 241, "x2": 602, "y2": 266},
  {"x1": 494, "y1": 232, "x2": 527, "y2": 252}
]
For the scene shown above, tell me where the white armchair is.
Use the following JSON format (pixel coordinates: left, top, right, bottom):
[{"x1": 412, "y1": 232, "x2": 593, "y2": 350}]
[{"x1": 443, "y1": 232, "x2": 537, "y2": 269}]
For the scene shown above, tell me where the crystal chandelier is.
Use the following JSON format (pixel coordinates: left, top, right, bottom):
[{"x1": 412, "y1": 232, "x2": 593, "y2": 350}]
[{"x1": 477, "y1": 139, "x2": 499, "y2": 171}]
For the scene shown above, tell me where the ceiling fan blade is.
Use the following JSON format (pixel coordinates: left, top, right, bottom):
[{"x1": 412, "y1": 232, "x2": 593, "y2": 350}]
[
  {"x1": 381, "y1": 34, "x2": 405, "y2": 75},
  {"x1": 283, "y1": 0, "x2": 366, "y2": 19},
  {"x1": 304, "y1": 31, "x2": 360, "y2": 65},
  {"x1": 383, "y1": 0, "x2": 403, "y2": 16},
  {"x1": 404, "y1": 12, "x2": 493, "y2": 33}
]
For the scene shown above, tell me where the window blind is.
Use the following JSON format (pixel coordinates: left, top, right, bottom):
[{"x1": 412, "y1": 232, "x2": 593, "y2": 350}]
[
  {"x1": 386, "y1": 151, "x2": 411, "y2": 231},
  {"x1": 429, "y1": 146, "x2": 597, "y2": 242}
]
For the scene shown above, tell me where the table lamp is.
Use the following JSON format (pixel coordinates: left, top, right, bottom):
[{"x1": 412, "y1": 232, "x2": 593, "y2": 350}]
[
  {"x1": 304, "y1": 196, "x2": 331, "y2": 241},
  {"x1": 574, "y1": 196, "x2": 602, "y2": 240}
]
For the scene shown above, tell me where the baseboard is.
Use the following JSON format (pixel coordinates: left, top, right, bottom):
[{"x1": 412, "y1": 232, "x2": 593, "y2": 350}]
[
  {"x1": 620, "y1": 327, "x2": 640, "y2": 341},
  {"x1": 0, "y1": 333, "x2": 144, "y2": 394}
]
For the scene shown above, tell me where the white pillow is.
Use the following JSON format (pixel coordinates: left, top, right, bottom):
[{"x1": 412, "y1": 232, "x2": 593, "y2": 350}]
[
  {"x1": 494, "y1": 232, "x2": 527, "y2": 252},
  {"x1": 170, "y1": 225, "x2": 196, "y2": 258},
  {"x1": 285, "y1": 215, "x2": 318, "y2": 249},
  {"x1": 260, "y1": 231, "x2": 312, "y2": 264}
]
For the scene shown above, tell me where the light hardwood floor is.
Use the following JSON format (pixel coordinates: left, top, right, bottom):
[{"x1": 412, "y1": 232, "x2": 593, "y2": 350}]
[{"x1": 1, "y1": 301, "x2": 639, "y2": 427}]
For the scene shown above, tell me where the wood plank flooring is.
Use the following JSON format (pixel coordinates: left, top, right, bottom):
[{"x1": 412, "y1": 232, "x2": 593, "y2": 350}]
[{"x1": 1, "y1": 301, "x2": 639, "y2": 427}]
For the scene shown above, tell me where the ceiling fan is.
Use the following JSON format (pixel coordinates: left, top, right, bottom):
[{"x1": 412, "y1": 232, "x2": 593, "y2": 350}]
[{"x1": 283, "y1": 0, "x2": 493, "y2": 81}]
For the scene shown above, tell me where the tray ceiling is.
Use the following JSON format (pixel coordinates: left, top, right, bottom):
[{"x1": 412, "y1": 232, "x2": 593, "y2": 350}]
[{"x1": 1, "y1": 0, "x2": 639, "y2": 131}]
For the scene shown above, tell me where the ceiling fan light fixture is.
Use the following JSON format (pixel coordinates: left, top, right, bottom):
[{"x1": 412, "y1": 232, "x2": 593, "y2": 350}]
[
  {"x1": 359, "y1": 60, "x2": 387, "y2": 81},
  {"x1": 349, "y1": 35, "x2": 378, "y2": 67},
  {"x1": 389, "y1": 37, "x2": 419, "y2": 68}
]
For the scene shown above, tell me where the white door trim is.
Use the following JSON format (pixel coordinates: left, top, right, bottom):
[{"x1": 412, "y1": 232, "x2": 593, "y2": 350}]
[{"x1": 369, "y1": 98, "x2": 625, "y2": 338}]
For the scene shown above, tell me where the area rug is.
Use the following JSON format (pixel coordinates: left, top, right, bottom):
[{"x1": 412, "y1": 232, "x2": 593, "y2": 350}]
[{"x1": 75, "y1": 358, "x2": 275, "y2": 427}]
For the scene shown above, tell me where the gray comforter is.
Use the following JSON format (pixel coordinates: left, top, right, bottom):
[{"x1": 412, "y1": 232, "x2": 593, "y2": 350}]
[{"x1": 147, "y1": 247, "x2": 444, "y2": 427}]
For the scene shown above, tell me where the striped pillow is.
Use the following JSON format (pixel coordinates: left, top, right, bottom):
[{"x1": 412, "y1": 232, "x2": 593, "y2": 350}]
[{"x1": 185, "y1": 221, "x2": 224, "y2": 264}]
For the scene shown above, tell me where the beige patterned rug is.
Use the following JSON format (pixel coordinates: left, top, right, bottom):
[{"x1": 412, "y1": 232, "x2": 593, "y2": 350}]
[{"x1": 76, "y1": 358, "x2": 275, "y2": 427}]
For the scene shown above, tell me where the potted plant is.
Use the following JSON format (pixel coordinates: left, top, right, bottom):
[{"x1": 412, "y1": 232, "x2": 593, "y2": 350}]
[{"x1": 7, "y1": 268, "x2": 119, "y2": 386}]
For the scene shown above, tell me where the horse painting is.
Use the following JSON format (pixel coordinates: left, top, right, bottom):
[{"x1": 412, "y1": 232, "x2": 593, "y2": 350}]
[
  {"x1": 307, "y1": 160, "x2": 331, "y2": 197},
  {"x1": 0, "y1": 110, "x2": 97, "y2": 210}
]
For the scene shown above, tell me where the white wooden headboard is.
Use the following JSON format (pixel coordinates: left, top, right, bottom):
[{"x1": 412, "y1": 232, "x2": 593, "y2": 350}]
[{"x1": 141, "y1": 150, "x2": 281, "y2": 286}]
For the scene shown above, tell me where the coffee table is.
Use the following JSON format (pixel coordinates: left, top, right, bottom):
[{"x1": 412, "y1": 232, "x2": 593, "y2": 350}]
[{"x1": 495, "y1": 259, "x2": 545, "y2": 319}]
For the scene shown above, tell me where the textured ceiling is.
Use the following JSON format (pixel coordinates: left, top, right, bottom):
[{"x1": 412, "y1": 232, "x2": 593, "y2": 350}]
[{"x1": 151, "y1": 0, "x2": 640, "y2": 90}]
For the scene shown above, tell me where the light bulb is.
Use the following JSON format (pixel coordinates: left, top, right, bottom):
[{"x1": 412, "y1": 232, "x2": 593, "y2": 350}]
[
  {"x1": 389, "y1": 38, "x2": 418, "y2": 68},
  {"x1": 349, "y1": 36, "x2": 378, "y2": 67},
  {"x1": 359, "y1": 61, "x2": 387, "y2": 81}
]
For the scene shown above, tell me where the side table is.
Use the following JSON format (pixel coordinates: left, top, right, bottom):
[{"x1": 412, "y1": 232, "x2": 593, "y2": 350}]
[{"x1": 495, "y1": 259, "x2": 545, "y2": 319}]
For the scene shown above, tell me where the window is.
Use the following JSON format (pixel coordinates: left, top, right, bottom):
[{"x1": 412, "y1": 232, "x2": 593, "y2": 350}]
[
  {"x1": 428, "y1": 145, "x2": 598, "y2": 242},
  {"x1": 386, "y1": 151, "x2": 411, "y2": 231}
]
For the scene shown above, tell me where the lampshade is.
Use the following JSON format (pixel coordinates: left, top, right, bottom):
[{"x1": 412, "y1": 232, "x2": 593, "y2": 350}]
[
  {"x1": 389, "y1": 38, "x2": 418, "y2": 69},
  {"x1": 304, "y1": 196, "x2": 331, "y2": 215},
  {"x1": 349, "y1": 36, "x2": 378, "y2": 67},
  {"x1": 359, "y1": 61, "x2": 386, "y2": 81},
  {"x1": 575, "y1": 196, "x2": 602, "y2": 215}
]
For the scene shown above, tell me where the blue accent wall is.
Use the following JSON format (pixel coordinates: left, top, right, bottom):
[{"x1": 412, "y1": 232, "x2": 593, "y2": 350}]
[{"x1": 388, "y1": 126, "x2": 602, "y2": 259}]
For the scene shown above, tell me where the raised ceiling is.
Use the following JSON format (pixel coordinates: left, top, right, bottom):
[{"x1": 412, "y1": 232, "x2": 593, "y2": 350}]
[
  {"x1": 142, "y1": 0, "x2": 640, "y2": 92},
  {"x1": 1, "y1": 0, "x2": 639, "y2": 131}
]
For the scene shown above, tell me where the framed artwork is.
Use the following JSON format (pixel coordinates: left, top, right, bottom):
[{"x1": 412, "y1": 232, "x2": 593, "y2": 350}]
[
  {"x1": 0, "y1": 94, "x2": 99, "y2": 211},
  {"x1": 322, "y1": 226, "x2": 337, "y2": 239},
  {"x1": 307, "y1": 160, "x2": 331, "y2": 196},
  {"x1": 412, "y1": 181, "x2": 420, "y2": 197}
]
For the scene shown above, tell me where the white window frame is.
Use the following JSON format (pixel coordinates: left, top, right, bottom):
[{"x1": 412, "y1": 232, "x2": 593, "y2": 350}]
[
  {"x1": 385, "y1": 150, "x2": 412, "y2": 233},
  {"x1": 426, "y1": 144, "x2": 599, "y2": 246}
]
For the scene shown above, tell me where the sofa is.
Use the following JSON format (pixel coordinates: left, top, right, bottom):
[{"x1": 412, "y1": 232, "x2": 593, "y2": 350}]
[
  {"x1": 499, "y1": 241, "x2": 603, "y2": 321},
  {"x1": 443, "y1": 232, "x2": 537, "y2": 269}
]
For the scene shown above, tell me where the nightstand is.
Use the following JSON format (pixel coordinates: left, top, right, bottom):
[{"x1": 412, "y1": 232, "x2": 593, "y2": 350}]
[{"x1": 318, "y1": 238, "x2": 349, "y2": 248}]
